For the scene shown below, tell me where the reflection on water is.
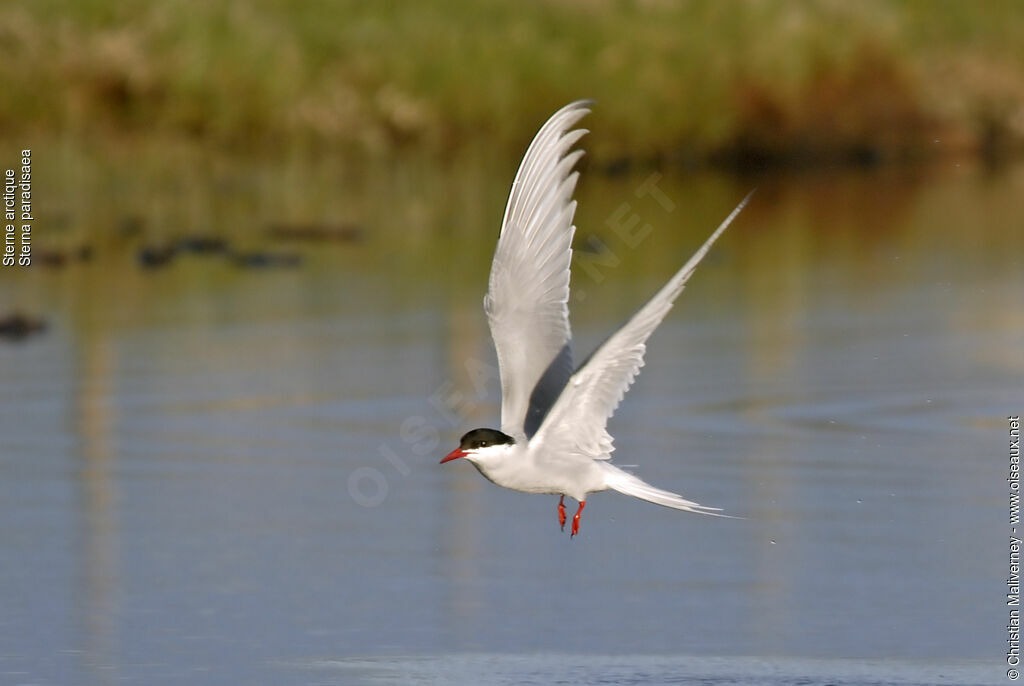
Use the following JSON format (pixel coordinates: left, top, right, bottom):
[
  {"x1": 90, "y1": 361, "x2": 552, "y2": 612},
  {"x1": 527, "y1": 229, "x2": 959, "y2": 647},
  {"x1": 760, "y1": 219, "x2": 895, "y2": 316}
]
[{"x1": 0, "y1": 153, "x2": 1021, "y2": 685}]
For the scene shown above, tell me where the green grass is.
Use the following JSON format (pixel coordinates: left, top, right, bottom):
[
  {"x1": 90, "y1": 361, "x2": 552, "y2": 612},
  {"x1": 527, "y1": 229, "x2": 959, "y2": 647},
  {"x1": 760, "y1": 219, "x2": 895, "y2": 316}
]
[{"x1": 4, "y1": 0, "x2": 1024, "y2": 165}]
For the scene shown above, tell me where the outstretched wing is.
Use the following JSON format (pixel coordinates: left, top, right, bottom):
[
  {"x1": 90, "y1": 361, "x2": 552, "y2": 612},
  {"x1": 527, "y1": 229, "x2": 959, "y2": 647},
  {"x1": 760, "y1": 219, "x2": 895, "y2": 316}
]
[
  {"x1": 486, "y1": 100, "x2": 592, "y2": 440},
  {"x1": 531, "y1": 192, "x2": 753, "y2": 459}
]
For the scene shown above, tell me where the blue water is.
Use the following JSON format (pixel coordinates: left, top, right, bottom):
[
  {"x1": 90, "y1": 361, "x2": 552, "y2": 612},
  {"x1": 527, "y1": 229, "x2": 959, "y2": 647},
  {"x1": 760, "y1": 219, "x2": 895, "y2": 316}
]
[
  {"x1": 297, "y1": 654, "x2": 994, "y2": 685},
  {"x1": 0, "y1": 165, "x2": 1020, "y2": 685}
]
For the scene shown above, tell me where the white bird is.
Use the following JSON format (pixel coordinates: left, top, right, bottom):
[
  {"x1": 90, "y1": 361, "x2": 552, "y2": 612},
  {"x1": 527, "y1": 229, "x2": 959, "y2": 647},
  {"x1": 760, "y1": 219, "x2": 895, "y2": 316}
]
[{"x1": 440, "y1": 101, "x2": 751, "y2": 536}]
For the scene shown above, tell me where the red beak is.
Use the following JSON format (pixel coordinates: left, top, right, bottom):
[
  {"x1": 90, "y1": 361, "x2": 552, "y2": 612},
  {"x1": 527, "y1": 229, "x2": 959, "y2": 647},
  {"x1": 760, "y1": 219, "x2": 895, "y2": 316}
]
[{"x1": 440, "y1": 448, "x2": 467, "y2": 464}]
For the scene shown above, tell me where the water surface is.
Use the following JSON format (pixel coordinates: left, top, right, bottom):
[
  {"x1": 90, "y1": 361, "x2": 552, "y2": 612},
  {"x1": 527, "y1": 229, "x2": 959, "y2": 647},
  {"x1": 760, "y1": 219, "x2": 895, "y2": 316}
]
[{"x1": 0, "y1": 156, "x2": 1020, "y2": 685}]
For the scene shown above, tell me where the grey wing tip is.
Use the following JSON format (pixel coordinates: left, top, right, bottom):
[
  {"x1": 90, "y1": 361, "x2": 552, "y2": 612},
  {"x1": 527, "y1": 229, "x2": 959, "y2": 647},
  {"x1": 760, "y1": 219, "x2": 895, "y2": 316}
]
[
  {"x1": 738, "y1": 188, "x2": 757, "y2": 210},
  {"x1": 559, "y1": 99, "x2": 596, "y2": 115}
]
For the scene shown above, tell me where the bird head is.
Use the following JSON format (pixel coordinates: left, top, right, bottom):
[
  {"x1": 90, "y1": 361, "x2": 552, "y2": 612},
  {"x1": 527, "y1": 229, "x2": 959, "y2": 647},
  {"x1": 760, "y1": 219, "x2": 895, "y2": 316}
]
[{"x1": 440, "y1": 428, "x2": 515, "y2": 465}]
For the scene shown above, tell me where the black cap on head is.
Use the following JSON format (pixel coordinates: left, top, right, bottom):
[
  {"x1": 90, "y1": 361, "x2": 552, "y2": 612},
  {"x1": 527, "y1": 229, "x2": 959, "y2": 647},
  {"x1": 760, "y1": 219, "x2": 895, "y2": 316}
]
[{"x1": 459, "y1": 428, "x2": 515, "y2": 450}]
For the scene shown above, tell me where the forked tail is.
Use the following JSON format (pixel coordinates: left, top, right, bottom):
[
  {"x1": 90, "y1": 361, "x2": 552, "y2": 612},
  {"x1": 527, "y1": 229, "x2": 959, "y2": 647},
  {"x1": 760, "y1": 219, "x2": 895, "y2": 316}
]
[{"x1": 600, "y1": 463, "x2": 737, "y2": 518}]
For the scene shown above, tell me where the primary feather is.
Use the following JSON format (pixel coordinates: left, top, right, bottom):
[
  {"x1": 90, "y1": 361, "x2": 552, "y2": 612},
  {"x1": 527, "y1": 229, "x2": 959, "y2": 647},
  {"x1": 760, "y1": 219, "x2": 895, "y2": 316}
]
[
  {"x1": 532, "y1": 191, "x2": 753, "y2": 460},
  {"x1": 485, "y1": 100, "x2": 593, "y2": 441}
]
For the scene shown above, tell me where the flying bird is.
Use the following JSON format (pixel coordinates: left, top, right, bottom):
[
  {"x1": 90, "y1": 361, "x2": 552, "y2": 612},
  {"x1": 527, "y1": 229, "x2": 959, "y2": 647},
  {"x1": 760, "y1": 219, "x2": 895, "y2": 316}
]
[{"x1": 440, "y1": 101, "x2": 751, "y2": 536}]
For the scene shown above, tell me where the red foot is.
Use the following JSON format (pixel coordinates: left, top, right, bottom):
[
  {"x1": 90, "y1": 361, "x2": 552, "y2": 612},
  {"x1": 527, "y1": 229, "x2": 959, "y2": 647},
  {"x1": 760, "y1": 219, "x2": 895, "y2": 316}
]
[
  {"x1": 570, "y1": 500, "x2": 586, "y2": 538},
  {"x1": 557, "y1": 496, "x2": 567, "y2": 531}
]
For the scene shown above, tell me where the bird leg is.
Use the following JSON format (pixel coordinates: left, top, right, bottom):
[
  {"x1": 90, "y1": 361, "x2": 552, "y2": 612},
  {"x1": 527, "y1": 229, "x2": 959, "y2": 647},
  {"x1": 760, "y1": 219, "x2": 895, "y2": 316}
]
[
  {"x1": 557, "y1": 495, "x2": 567, "y2": 531},
  {"x1": 570, "y1": 500, "x2": 586, "y2": 538}
]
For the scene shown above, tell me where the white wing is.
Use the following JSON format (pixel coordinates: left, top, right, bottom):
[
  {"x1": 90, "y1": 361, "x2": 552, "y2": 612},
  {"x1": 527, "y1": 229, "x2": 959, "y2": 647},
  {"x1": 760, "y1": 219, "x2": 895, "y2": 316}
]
[
  {"x1": 532, "y1": 192, "x2": 753, "y2": 459},
  {"x1": 486, "y1": 100, "x2": 592, "y2": 440}
]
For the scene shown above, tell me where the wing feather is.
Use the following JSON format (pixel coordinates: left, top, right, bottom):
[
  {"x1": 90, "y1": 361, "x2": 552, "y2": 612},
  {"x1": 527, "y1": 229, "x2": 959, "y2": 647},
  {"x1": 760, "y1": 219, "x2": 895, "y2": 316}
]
[
  {"x1": 485, "y1": 100, "x2": 593, "y2": 439},
  {"x1": 532, "y1": 192, "x2": 754, "y2": 459}
]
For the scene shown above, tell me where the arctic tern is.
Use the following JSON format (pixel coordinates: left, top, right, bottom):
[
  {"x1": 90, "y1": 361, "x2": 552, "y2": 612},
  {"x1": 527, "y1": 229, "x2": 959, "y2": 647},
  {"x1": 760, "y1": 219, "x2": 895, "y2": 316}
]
[{"x1": 441, "y1": 101, "x2": 751, "y2": 536}]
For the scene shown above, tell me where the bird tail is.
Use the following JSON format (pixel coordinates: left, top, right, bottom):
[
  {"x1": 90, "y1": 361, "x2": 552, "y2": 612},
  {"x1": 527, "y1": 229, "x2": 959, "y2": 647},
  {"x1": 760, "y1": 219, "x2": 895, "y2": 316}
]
[{"x1": 600, "y1": 463, "x2": 737, "y2": 518}]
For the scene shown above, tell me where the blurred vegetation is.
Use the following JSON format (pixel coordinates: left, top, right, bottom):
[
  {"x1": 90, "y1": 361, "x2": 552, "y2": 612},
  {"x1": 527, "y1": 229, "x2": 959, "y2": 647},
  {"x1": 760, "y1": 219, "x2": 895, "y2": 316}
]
[{"x1": 4, "y1": 0, "x2": 1024, "y2": 166}]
